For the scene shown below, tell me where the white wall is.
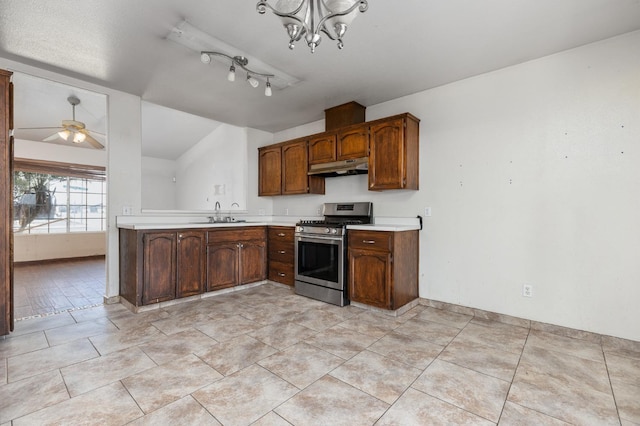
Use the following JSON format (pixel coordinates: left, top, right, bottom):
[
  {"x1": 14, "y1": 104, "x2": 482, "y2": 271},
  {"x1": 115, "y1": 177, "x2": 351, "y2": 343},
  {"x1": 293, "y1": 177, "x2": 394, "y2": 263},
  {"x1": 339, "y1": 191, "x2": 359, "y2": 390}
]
[
  {"x1": 141, "y1": 156, "x2": 177, "y2": 210},
  {"x1": 0, "y1": 58, "x2": 143, "y2": 301},
  {"x1": 175, "y1": 124, "x2": 248, "y2": 211},
  {"x1": 13, "y1": 138, "x2": 109, "y2": 261},
  {"x1": 260, "y1": 31, "x2": 640, "y2": 341}
]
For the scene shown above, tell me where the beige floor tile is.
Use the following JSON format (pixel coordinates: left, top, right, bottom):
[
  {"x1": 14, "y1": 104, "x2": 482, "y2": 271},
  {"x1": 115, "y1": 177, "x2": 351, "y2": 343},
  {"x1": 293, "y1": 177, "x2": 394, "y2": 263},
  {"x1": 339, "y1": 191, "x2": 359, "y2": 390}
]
[
  {"x1": 127, "y1": 395, "x2": 221, "y2": 426},
  {"x1": 193, "y1": 364, "x2": 298, "y2": 425},
  {"x1": 368, "y1": 331, "x2": 444, "y2": 369},
  {"x1": 377, "y1": 387, "x2": 494, "y2": 425},
  {"x1": 526, "y1": 330, "x2": 604, "y2": 362},
  {"x1": 252, "y1": 411, "x2": 292, "y2": 426},
  {"x1": 7, "y1": 338, "x2": 98, "y2": 382},
  {"x1": 107, "y1": 308, "x2": 171, "y2": 330},
  {"x1": 11, "y1": 313, "x2": 76, "y2": 337},
  {"x1": 304, "y1": 325, "x2": 378, "y2": 360},
  {"x1": 330, "y1": 350, "x2": 422, "y2": 404},
  {"x1": 249, "y1": 320, "x2": 317, "y2": 350},
  {"x1": 499, "y1": 401, "x2": 572, "y2": 425},
  {"x1": 122, "y1": 354, "x2": 222, "y2": 413},
  {"x1": 290, "y1": 307, "x2": 349, "y2": 331},
  {"x1": 139, "y1": 328, "x2": 218, "y2": 365},
  {"x1": 258, "y1": 342, "x2": 344, "y2": 389},
  {"x1": 416, "y1": 306, "x2": 473, "y2": 328},
  {"x1": 518, "y1": 345, "x2": 611, "y2": 394},
  {"x1": 195, "y1": 314, "x2": 262, "y2": 341},
  {"x1": 439, "y1": 338, "x2": 521, "y2": 381},
  {"x1": 0, "y1": 331, "x2": 48, "y2": 359},
  {"x1": 151, "y1": 310, "x2": 217, "y2": 335},
  {"x1": 89, "y1": 322, "x2": 162, "y2": 355},
  {"x1": 0, "y1": 358, "x2": 6, "y2": 384},
  {"x1": 337, "y1": 311, "x2": 400, "y2": 338},
  {"x1": 0, "y1": 370, "x2": 69, "y2": 423},
  {"x1": 602, "y1": 335, "x2": 640, "y2": 360},
  {"x1": 275, "y1": 375, "x2": 389, "y2": 426},
  {"x1": 612, "y1": 381, "x2": 640, "y2": 424},
  {"x1": 606, "y1": 352, "x2": 640, "y2": 387},
  {"x1": 61, "y1": 346, "x2": 156, "y2": 396},
  {"x1": 454, "y1": 322, "x2": 528, "y2": 354},
  {"x1": 44, "y1": 317, "x2": 118, "y2": 346},
  {"x1": 13, "y1": 382, "x2": 142, "y2": 425},
  {"x1": 69, "y1": 303, "x2": 128, "y2": 323},
  {"x1": 413, "y1": 359, "x2": 510, "y2": 423},
  {"x1": 197, "y1": 334, "x2": 278, "y2": 376},
  {"x1": 239, "y1": 304, "x2": 294, "y2": 325},
  {"x1": 394, "y1": 317, "x2": 461, "y2": 346}
]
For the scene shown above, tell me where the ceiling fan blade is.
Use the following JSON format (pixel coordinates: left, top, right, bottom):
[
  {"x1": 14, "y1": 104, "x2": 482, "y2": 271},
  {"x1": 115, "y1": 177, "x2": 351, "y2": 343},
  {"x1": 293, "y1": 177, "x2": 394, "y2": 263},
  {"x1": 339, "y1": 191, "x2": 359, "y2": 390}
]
[
  {"x1": 84, "y1": 133, "x2": 105, "y2": 150},
  {"x1": 15, "y1": 126, "x2": 64, "y2": 131},
  {"x1": 43, "y1": 132, "x2": 62, "y2": 142}
]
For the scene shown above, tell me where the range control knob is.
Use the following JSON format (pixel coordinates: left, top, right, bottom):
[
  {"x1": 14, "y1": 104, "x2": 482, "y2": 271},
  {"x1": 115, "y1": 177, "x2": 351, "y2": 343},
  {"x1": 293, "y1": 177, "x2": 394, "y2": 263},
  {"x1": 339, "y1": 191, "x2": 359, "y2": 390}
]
[
  {"x1": 324, "y1": 227, "x2": 330, "y2": 234},
  {"x1": 297, "y1": 226, "x2": 304, "y2": 233},
  {"x1": 331, "y1": 228, "x2": 338, "y2": 235}
]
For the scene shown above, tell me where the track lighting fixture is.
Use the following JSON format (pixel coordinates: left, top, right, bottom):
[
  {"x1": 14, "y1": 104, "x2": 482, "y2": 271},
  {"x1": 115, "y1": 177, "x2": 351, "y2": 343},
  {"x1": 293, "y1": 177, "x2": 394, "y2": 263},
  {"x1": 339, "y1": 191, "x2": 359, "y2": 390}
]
[
  {"x1": 257, "y1": 0, "x2": 368, "y2": 53},
  {"x1": 201, "y1": 51, "x2": 275, "y2": 96}
]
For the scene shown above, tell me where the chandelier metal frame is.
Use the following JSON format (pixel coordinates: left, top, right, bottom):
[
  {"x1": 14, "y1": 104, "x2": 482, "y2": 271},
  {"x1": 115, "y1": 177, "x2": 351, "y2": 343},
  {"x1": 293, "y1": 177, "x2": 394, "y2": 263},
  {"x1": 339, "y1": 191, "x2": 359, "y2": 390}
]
[{"x1": 256, "y1": 0, "x2": 368, "y2": 53}]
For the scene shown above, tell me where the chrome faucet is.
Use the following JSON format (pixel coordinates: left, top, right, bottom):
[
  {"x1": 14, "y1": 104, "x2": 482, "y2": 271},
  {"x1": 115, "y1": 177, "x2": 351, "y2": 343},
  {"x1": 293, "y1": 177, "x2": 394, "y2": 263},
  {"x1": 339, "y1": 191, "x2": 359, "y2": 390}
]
[
  {"x1": 231, "y1": 202, "x2": 239, "y2": 208},
  {"x1": 215, "y1": 201, "x2": 221, "y2": 210}
]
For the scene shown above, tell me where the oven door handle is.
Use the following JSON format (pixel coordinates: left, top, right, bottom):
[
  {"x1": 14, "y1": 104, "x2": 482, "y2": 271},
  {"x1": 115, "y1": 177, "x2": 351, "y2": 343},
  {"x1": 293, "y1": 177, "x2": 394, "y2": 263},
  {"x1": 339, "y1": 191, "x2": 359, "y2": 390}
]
[{"x1": 295, "y1": 235, "x2": 342, "y2": 244}]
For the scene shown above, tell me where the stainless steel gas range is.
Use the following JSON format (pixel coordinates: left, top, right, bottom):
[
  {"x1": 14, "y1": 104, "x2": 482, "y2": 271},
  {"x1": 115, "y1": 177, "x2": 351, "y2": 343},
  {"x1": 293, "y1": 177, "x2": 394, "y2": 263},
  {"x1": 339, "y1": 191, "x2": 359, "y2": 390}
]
[{"x1": 294, "y1": 202, "x2": 373, "y2": 306}]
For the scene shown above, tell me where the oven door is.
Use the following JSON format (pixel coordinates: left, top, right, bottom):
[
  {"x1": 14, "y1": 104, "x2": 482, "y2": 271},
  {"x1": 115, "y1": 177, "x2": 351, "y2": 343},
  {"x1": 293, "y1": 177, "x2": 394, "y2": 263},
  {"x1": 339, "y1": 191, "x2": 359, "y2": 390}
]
[{"x1": 295, "y1": 234, "x2": 344, "y2": 291}]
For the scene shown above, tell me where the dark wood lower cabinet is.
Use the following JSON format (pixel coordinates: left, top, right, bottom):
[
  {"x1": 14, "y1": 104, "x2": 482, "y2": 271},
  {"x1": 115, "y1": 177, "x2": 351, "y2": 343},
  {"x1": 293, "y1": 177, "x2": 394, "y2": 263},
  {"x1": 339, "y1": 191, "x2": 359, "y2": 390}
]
[
  {"x1": 206, "y1": 243, "x2": 240, "y2": 291},
  {"x1": 348, "y1": 229, "x2": 418, "y2": 310},
  {"x1": 142, "y1": 232, "x2": 176, "y2": 305},
  {"x1": 267, "y1": 226, "x2": 295, "y2": 286},
  {"x1": 177, "y1": 231, "x2": 205, "y2": 297}
]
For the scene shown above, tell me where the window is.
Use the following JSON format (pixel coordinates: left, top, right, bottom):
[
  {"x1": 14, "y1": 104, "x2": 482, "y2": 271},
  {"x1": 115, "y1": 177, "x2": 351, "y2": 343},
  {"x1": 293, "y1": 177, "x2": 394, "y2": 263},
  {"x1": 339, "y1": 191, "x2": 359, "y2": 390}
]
[{"x1": 13, "y1": 159, "x2": 106, "y2": 234}]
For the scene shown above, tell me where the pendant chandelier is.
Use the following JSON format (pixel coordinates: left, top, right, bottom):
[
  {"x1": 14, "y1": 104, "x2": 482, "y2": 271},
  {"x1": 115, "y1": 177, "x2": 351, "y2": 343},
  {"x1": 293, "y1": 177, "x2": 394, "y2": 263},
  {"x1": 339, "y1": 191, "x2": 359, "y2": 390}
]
[{"x1": 256, "y1": 0, "x2": 368, "y2": 53}]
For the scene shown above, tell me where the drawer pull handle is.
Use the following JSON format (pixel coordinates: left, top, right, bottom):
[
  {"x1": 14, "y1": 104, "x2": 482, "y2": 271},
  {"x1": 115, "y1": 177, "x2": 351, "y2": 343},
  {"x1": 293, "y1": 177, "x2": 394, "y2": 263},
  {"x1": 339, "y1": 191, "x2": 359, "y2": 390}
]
[
  {"x1": 278, "y1": 272, "x2": 286, "y2": 277},
  {"x1": 362, "y1": 240, "x2": 376, "y2": 244},
  {"x1": 277, "y1": 233, "x2": 286, "y2": 237},
  {"x1": 278, "y1": 250, "x2": 286, "y2": 254}
]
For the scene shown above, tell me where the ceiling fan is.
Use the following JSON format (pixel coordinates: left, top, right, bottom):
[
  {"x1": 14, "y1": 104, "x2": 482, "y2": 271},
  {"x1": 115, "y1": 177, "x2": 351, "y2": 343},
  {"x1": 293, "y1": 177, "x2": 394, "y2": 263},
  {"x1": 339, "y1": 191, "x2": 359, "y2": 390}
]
[{"x1": 27, "y1": 96, "x2": 105, "y2": 149}]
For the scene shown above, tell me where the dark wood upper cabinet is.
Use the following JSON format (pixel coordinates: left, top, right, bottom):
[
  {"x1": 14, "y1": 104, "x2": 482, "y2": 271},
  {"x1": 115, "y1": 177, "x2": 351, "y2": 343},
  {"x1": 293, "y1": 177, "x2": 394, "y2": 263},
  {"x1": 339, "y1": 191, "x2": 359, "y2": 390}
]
[
  {"x1": 259, "y1": 139, "x2": 324, "y2": 196},
  {"x1": 337, "y1": 125, "x2": 369, "y2": 160},
  {"x1": 308, "y1": 134, "x2": 337, "y2": 165},
  {"x1": 368, "y1": 114, "x2": 420, "y2": 191},
  {"x1": 258, "y1": 145, "x2": 282, "y2": 196}
]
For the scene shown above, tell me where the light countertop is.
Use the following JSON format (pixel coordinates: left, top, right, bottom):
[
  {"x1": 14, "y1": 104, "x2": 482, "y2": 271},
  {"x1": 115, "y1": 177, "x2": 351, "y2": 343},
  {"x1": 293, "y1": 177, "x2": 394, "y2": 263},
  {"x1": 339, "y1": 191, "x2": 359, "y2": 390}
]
[{"x1": 347, "y1": 224, "x2": 420, "y2": 232}]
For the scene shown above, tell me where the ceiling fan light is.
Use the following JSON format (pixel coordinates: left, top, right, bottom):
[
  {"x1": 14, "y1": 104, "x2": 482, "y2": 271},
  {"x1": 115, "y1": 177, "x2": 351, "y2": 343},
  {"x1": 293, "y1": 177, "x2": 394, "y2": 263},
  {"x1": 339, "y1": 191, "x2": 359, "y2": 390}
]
[
  {"x1": 73, "y1": 132, "x2": 87, "y2": 143},
  {"x1": 58, "y1": 130, "x2": 70, "y2": 140}
]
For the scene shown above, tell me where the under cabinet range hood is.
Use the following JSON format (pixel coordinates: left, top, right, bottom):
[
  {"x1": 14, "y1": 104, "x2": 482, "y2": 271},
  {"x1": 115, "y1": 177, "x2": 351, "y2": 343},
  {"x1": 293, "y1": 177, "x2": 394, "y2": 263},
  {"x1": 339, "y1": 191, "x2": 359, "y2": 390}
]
[{"x1": 308, "y1": 157, "x2": 369, "y2": 177}]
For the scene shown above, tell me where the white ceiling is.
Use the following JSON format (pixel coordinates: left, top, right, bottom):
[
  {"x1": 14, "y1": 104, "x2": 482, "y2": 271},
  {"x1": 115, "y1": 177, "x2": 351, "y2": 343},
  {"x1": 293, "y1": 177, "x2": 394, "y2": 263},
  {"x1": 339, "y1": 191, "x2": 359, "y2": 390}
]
[{"x1": 2, "y1": 0, "x2": 640, "y2": 145}]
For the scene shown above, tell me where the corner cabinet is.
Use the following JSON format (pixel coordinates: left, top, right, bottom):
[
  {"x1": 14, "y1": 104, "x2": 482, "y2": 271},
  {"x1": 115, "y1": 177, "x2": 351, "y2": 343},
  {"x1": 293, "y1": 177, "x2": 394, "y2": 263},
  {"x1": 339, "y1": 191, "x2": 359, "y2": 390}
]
[
  {"x1": 206, "y1": 227, "x2": 267, "y2": 290},
  {"x1": 348, "y1": 229, "x2": 418, "y2": 310},
  {"x1": 369, "y1": 114, "x2": 420, "y2": 191},
  {"x1": 258, "y1": 140, "x2": 325, "y2": 196}
]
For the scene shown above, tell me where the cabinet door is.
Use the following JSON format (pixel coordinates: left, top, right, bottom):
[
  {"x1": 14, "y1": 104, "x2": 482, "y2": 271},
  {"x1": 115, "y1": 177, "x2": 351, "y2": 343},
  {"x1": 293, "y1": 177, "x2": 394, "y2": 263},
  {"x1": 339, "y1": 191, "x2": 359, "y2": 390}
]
[
  {"x1": 281, "y1": 140, "x2": 310, "y2": 194},
  {"x1": 337, "y1": 126, "x2": 368, "y2": 160},
  {"x1": 308, "y1": 134, "x2": 336, "y2": 165},
  {"x1": 176, "y1": 231, "x2": 205, "y2": 298},
  {"x1": 368, "y1": 118, "x2": 405, "y2": 190},
  {"x1": 348, "y1": 248, "x2": 391, "y2": 309},
  {"x1": 258, "y1": 146, "x2": 282, "y2": 196},
  {"x1": 207, "y1": 243, "x2": 239, "y2": 290},
  {"x1": 239, "y1": 240, "x2": 267, "y2": 284},
  {"x1": 142, "y1": 232, "x2": 176, "y2": 304}
]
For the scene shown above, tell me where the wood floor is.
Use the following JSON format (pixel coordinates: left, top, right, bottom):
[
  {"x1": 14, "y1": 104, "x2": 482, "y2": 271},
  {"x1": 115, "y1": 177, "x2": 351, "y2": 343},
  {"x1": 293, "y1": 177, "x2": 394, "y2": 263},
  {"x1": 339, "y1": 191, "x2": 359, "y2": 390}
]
[{"x1": 13, "y1": 257, "x2": 105, "y2": 319}]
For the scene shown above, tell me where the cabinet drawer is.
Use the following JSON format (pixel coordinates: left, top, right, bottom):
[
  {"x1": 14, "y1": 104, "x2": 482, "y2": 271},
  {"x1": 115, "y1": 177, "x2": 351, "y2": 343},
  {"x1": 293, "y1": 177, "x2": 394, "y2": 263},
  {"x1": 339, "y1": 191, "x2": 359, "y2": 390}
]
[
  {"x1": 268, "y1": 260, "x2": 294, "y2": 286},
  {"x1": 268, "y1": 240, "x2": 294, "y2": 263},
  {"x1": 268, "y1": 226, "x2": 294, "y2": 242},
  {"x1": 348, "y1": 230, "x2": 392, "y2": 252},
  {"x1": 208, "y1": 226, "x2": 266, "y2": 243}
]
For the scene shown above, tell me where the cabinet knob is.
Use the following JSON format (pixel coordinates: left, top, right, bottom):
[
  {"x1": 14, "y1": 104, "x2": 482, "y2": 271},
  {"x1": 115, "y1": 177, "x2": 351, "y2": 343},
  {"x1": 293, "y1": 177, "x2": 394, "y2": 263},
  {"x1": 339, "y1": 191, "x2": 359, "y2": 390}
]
[
  {"x1": 362, "y1": 240, "x2": 376, "y2": 244},
  {"x1": 278, "y1": 250, "x2": 286, "y2": 254},
  {"x1": 278, "y1": 272, "x2": 286, "y2": 277},
  {"x1": 277, "y1": 233, "x2": 285, "y2": 237}
]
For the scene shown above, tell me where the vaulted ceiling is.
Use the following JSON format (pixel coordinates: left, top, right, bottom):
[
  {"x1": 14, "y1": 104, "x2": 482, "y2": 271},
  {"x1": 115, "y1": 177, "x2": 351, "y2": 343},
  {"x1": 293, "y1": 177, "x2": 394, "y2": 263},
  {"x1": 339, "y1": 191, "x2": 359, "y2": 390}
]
[{"x1": 2, "y1": 0, "x2": 640, "y2": 141}]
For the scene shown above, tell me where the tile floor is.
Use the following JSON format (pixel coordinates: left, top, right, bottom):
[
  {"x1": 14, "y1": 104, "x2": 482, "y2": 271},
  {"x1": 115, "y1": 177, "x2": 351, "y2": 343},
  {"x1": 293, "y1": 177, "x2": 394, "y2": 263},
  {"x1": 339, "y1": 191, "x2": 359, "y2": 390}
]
[
  {"x1": 1, "y1": 282, "x2": 639, "y2": 425},
  {"x1": 13, "y1": 257, "x2": 106, "y2": 319}
]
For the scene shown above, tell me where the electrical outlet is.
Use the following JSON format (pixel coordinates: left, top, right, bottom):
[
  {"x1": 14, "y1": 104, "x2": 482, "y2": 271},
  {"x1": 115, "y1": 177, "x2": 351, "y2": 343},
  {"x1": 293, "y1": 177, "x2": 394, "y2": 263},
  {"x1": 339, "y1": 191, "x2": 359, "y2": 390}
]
[
  {"x1": 285, "y1": 208, "x2": 289, "y2": 216},
  {"x1": 523, "y1": 284, "x2": 533, "y2": 297},
  {"x1": 122, "y1": 206, "x2": 132, "y2": 216},
  {"x1": 424, "y1": 207, "x2": 432, "y2": 217},
  {"x1": 258, "y1": 209, "x2": 265, "y2": 216},
  {"x1": 316, "y1": 207, "x2": 322, "y2": 215}
]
